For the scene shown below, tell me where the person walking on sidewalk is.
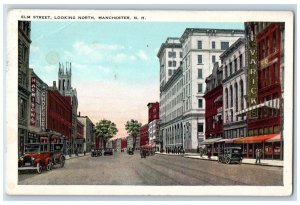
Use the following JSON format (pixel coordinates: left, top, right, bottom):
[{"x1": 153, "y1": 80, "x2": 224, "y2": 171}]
[{"x1": 255, "y1": 148, "x2": 262, "y2": 164}]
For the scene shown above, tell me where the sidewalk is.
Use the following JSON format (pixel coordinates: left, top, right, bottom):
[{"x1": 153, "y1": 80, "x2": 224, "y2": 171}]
[
  {"x1": 65, "y1": 153, "x2": 90, "y2": 160},
  {"x1": 156, "y1": 152, "x2": 283, "y2": 167}
]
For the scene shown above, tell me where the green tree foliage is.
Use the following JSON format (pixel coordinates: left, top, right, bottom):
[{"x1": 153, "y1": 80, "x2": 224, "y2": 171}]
[
  {"x1": 95, "y1": 119, "x2": 118, "y2": 149},
  {"x1": 125, "y1": 119, "x2": 142, "y2": 150}
]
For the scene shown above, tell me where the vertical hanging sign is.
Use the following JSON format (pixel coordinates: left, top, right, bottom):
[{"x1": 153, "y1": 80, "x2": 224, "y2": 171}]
[
  {"x1": 30, "y1": 77, "x2": 36, "y2": 125},
  {"x1": 41, "y1": 84, "x2": 47, "y2": 131},
  {"x1": 245, "y1": 22, "x2": 258, "y2": 119}
]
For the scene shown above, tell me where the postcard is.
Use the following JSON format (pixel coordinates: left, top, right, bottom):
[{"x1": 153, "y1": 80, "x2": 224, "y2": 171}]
[{"x1": 5, "y1": 9, "x2": 294, "y2": 196}]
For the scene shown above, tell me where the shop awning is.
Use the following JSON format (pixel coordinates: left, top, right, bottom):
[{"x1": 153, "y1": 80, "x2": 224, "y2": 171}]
[
  {"x1": 200, "y1": 138, "x2": 222, "y2": 145},
  {"x1": 217, "y1": 138, "x2": 241, "y2": 144},
  {"x1": 234, "y1": 134, "x2": 277, "y2": 144},
  {"x1": 265, "y1": 133, "x2": 282, "y2": 142},
  {"x1": 235, "y1": 98, "x2": 280, "y2": 116}
]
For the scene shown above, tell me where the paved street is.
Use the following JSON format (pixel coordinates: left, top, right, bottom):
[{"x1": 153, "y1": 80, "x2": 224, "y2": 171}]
[{"x1": 18, "y1": 152, "x2": 283, "y2": 185}]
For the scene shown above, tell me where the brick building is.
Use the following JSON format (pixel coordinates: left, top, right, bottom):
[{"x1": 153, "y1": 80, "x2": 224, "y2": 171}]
[
  {"x1": 47, "y1": 81, "x2": 72, "y2": 153},
  {"x1": 139, "y1": 124, "x2": 149, "y2": 147},
  {"x1": 76, "y1": 119, "x2": 84, "y2": 153},
  {"x1": 147, "y1": 102, "x2": 160, "y2": 151}
]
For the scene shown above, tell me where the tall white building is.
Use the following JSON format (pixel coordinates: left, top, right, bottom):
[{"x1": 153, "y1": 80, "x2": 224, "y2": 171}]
[{"x1": 179, "y1": 28, "x2": 244, "y2": 151}]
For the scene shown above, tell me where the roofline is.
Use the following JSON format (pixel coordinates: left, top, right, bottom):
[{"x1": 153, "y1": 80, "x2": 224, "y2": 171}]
[
  {"x1": 180, "y1": 28, "x2": 245, "y2": 43},
  {"x1": 219, "y1": 38, "x2": 245, "y2": 59}
]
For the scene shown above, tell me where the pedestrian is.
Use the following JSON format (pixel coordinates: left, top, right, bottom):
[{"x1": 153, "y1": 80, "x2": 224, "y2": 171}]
[
  {"x1": 207, "y1": 149, "x2": 212, "y2": 160},
  {"x1": 199, "y1": 147, "x2": 203, "y2": 158},
  {"x1": 255, "y1": 148, "x2": 261, "y2": 164}
]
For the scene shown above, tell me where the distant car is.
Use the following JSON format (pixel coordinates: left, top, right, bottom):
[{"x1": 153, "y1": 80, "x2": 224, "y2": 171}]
[
  {"x1": 91, "y1": 149, "x2": 102, "y2": 157},
  {"x1": 127, "y1": 148, "x2": 134, "y2": 155},
  {"x1": 104, "y1": 149, "x2": 113, "y2": 156}
]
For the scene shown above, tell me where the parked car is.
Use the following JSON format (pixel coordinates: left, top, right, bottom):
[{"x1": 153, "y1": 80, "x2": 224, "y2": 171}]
[
  {"x1": 104, "y1": 149, "x2": 113, "y2": 156},
  {"x1": 218, "y1": 147, "x2": 242, "y2": 164},
  {"x1": 91, "y1": 149, "x2": 102, "y2": 157},
  {"x1": 18, "y1": 142, "x2": 65, "y2": 174}
]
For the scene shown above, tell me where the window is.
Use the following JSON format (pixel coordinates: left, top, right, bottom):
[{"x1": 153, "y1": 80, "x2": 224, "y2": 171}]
[
  {"x1": 273, "y1": 31, "x2": 277, "y2": 53},
  {"x1": 198, "y1": 99, "x2": 203, "y2": 108},
  {"x1": 234, "y1": 58, "x2": 237, "y2": 72},
  {"x1": 168, "y1": 69, "x2": 172, "y2": 76},
  {"x1": 19, "y1": 98, "x2": 26, "y2": 119},
  {"x1": 173, "y1": 61, "x2": 177, "y2": 67},
  {"x1": 168, "y1": 51, "x2": 176, "y2": 58},
  {"x1": 198, "y1": 55, "x2": 202, "y2": 64},
  {"x1": 197, "y1": 123, "x2": 204, "y2": 133},
  {"x1": 198, "y1": 83, "x2": 203, "y2": 93},
  {"x1": 212, "y1": 41, "x2": 215, "y2": 49},
  {"x1": 198, "y1": 69, "x2": 203, "y2": 79},
  {"x1": 168, "y1": 61, "x2": 172, "y2": 67},
  {"x1": 180, "y1": 52, "x2": 183, "y2": 58},
  {"x1": 212, "y1": 55, "x2": 216, "y2": 63},
  {"x1": 197, "y1": 41, "x2": 202, "y2": 49},
  {"x1": 229, "y1": 62, "x2": 232, "y2": 76},
  {"x1": 239, "y1": 54, "x2": 243, "y2": 69},
  {"x1": 225, "y1": 66, "x2": 228, "y2": 78},
  {"x1": 221, "y1": 42, "x2": 229, "y2": 50}
]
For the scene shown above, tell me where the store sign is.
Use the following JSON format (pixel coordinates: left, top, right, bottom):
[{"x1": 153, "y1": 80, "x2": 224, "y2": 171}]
[
  {"x1": 30, "y1": 77, "x2": 36, "y2": 125},
  {"x1": 41, "y1": 85, "x2": 47, "y2": 131},
  {"x1": 245, "y1": 22, "x2": 258, "y2": 119}
]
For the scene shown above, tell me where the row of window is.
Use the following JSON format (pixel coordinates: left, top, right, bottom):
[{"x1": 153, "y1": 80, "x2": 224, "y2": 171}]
[
  {"x1": 224, "y1": 53, "x2": 244, "y2": 79},
  {"x1": 258, "y1": 29, "x2": 279, "y2": 61},
  {"x1": 168, "y1": 51, "x2": 183, "y2": 58},
  {"x1": 197, "y1": 41, "x2": 229, "y2": 50},
  {"x1": 258, "y1": 63, "x2": 279, "y2": 89},
  {"x1": 248, "y1": 125, "x2": 280, "y2": 137}
]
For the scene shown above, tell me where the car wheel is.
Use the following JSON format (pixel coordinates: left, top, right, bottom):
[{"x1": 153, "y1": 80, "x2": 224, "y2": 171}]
[
  {"x1": 46, "y1": 160, "x2": 52, "y2": 171},
  {"x1": 37, "y1": 163, "x2": 42, "y2": 174},
  {"x1": 226, "y1": 158, "x2": 231, "y2": 164},
  {"x1": 60, "y1": 156, "x2": 65, "y2": 168}
]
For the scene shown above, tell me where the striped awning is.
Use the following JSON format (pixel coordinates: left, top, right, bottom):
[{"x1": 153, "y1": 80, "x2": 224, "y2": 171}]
[
  {"x1": 200, "y1": 138, "x2": 222, "y2": 145},
  {"x1": 234, "y1": 134, "x2": 277, "y2": 144},
  {"x1": 235, "y1": 98, "x2": 280, "y2": 116},
  {"x1": 265, "y1": 133, "x2": 282, "y2": 142}
]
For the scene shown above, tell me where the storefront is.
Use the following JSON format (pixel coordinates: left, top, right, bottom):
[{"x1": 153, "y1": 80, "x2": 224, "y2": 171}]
[
  {"x1": 233, "y1": 133, "x2": 282, "y2": 160},
  {"x1": 200, "y1": 138, "x2": 222, "y2": 156}
]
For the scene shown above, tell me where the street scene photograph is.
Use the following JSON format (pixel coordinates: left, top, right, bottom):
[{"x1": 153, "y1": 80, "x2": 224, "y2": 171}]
[{"x1": 15, "y1": 16, "x2": 286, "y2": 187}]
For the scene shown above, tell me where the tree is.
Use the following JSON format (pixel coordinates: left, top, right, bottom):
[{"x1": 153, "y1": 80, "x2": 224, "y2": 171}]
[
  {"x1": 125, "y1": 119, "x2": 142, "y2": 150},
  {"x1": 95, "y1": 119, "x2": 118, "y2": 149}
]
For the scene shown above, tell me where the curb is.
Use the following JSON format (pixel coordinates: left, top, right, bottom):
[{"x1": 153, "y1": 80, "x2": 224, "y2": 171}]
[
  {"x1": 157, "y1": 153, "x2": 283, "y2": 167},
  {"x1": 65, "y1": 154, "x2": 90, "y2": 160},
  {"x1": 184, "y1": 156, "x2": 283, "y2": 167}
]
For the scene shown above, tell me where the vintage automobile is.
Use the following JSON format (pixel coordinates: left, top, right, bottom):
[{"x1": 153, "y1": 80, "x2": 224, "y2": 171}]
[
  {"x1": 18, "y1": 142, "x2": 65, "y2": 174},
  {"x1": 127, "y1": 147, "x2": 134, "y2": 155},
  {"x1": 103, "y1": 149, "x2": 113, "y2": 156},
  {"x1": 140, "y1": 148, "x2": 147, "y2": 158},
  {"x1": 91, "y1": 149, "x2": 102, "y2": 157},
  {"x1": 218, "y1": 147, "x2": 243, "y2": 164}
]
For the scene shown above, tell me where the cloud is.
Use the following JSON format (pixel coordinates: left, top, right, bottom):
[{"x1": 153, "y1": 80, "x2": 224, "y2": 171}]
[{"x1": 136, "y1": 50, "x2": 149, "y2": 61}]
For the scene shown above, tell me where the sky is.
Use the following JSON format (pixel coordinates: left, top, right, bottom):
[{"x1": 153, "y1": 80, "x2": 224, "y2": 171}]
[{"x1": 29, "y1": 21, "x2": 244, "y2": 137}]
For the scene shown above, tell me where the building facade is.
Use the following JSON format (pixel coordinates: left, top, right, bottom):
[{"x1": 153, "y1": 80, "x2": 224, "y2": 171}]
[
  {"x1": 147, "y1": 102, "x2": 160, "y2": 151},
  {"x1": 139, "y1": 124, "x2": 149, "y2": 147},
  {"x1": 235, "y1": 22, "x2": 284, "y2": 160},
  {"x1": 27, "y1": 69, "x2": 48, "y2": 143},
  {"x1": 203, "y1": 62, "x2": 223, "y2": 140},
  {"x1": 18, "y1": 21, "x2": 32, "y2": 156},
  {"x1": 159, "y1": 67, "x2": 184, "y2": 152},
  {"x1": 179, "y1": 28, "x2": 245, "y2": 152},
  {"x1": 77, "y1": 115, "x2": 95, "y2": 153},
  {"x1": 220, "y1": 38, "x2": 247, "y2": 139},
  {"x1": 157, "y1": 37, "x2": 183, "y2": 89},
  {"x1": 47, "y1": 81, "x2": 72, "y2": 154},
  {"x1": 76, "y1": 119, "x2": 84, "y2": 153},
  {"x1": 58, "y1": 62, "x2": 78, "y2": 154}
]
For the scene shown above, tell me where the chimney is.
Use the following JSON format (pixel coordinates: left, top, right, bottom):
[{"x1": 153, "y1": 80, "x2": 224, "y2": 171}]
[{"x1": 53, "y1": 81, "x2": 57, "y2": 89}]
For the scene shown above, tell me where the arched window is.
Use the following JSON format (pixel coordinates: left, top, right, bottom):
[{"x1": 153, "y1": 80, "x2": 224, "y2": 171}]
[
  {"x1": 235, "y1": 83, "x2": 238, "y2": 112},
  {"x1": 230, "y1": 85, "x2": 233, "y2": 108},
  {"x1": 240, "y1": 80, "x2": 244, "y2": 110},
  {"x1": 63, "y1": 79, "x2": 65, "y2": 91},
  {"x1": 225, "y1": 88, "x2": 229, "y2": 109}
]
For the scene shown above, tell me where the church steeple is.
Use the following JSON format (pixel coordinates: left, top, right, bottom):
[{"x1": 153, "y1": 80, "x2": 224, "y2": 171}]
[{"x1": 58, "y1": 61, "x2": 72, "y2": 95}]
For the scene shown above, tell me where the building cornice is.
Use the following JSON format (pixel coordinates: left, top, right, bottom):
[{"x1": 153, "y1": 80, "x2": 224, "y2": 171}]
[
  {"x1": 180, "y1": 28, "x2": 245, "y2": 43},
  {"x1": 220, "y1": 38, "x2": 245, "y2": 59},
  {"x1": 160, "y1": 66, "x2": 182, "y2": 92}
]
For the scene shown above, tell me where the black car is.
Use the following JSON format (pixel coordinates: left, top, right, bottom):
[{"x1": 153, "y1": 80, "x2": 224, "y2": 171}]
[
  {"x1": 218, "y1": 147, "x2": 242, "y2": 164},
  {"x1": 91, "y1": 149, "x2": 102, "y2": 157},
  {"x1": 127, "y1": 148, "x2": 134, "y2": 155},
  {"x1": 104, "y1": 149, "x2": 113, "y2": 156}
]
